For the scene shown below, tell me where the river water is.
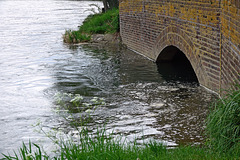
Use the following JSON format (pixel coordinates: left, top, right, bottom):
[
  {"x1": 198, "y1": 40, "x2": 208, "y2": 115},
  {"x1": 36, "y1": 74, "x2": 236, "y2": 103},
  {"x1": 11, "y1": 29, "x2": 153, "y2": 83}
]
[{"x1": 0, "y1": 0, "x2": 216, "y2": 157}]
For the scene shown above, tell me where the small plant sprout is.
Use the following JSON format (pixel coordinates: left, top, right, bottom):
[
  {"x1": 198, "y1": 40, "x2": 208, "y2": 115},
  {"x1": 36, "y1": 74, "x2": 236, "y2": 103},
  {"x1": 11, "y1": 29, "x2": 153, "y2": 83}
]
[
  {"x1": 82, "y1": 103, "x2": 90, "y2": 107},
  {"x1": 54, "y1": 92, "x2": 64, "y2": 105},
  {"x1": 70, "y1": 94, "x2": 83, "y2": 106},
  {"x1": 85, "y1": 109, "x2": 92, "y2": 113},
  {"x1": 90, "y1": 97, "x2": 105, "y2": 105},
  {"x1": 53, "y1": 92, "x2": 105, "y2": 126}
]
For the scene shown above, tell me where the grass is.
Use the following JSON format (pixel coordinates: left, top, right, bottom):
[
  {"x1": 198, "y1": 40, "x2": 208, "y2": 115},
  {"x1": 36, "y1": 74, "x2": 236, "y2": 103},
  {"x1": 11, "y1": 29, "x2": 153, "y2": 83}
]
[
  {"x1": 63, "y1": 8, "x2": 119, "y2": 43},
  {"x1": 0, "y1": 128, "x2": 232, "y2": 160},
  {"x1": 63, "y1": 30, "x2": 91, "y2": 43},
  {"x1": 206, "y1": 83, "x2": 240, "y2": 155},
  {"x1": 1, "y1": 127, "x2": 238, "y2": 160},
  {"x1": 2, "y1": 127, "x2": 239, "y2": 160},
  {"x1": 2, "y1": 141, "x2": 48, "y2": 160}
]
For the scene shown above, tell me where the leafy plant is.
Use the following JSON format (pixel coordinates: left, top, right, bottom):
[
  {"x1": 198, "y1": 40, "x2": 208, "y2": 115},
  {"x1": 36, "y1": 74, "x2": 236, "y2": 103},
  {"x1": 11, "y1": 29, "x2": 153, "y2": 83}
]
[{"x1": 54, "y1": 92, "x2": 105, "y2": 127}]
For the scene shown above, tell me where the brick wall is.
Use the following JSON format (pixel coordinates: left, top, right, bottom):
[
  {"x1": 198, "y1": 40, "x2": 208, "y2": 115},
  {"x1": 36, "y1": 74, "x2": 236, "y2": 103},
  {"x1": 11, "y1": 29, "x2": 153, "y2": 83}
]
[
  {"x1": 119, "y1": 0, "x2": 240, "y2": 93},
  {"x1": 220, "y1": 0, "x2": 240, "y2": 91}
]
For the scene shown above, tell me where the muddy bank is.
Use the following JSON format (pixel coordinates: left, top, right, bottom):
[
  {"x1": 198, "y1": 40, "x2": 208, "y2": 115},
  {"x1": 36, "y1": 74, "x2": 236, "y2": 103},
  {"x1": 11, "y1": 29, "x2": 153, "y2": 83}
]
[
  {"x1": 86, "y1": 33, "x2": 126, "y2": 51},
  {"x1": 91, "y1": 33, "x2": 121, "y2": 44}
]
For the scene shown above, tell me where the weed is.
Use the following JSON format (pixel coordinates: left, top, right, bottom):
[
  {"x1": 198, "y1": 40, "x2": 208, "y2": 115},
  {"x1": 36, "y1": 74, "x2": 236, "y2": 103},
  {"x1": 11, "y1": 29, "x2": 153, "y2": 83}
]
[
  {"x1": 2, "y1": 141, "x2": 49, "y2": 160},
  {"x1": 206, "y1": 84, "x2": 240, "y2": 155},
  {"x1": 2, "y1": 127, "x2": 238, "y2": 160},
  {"x1": 63, "y1": 30, "x2": 90, "y2": 43},
  {"x1": 54, "y1": 92, "x2": 105, "y2": 127},
  {"x1": 63, "y1": 9, "x2": 119, "y2": 43}
]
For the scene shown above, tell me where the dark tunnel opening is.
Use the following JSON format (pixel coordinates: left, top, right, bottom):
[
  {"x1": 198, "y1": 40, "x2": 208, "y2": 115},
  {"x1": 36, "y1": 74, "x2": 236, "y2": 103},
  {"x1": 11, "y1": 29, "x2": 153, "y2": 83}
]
[{"x1": 156, "y1": 46, "x2": 199, "y2": 84}]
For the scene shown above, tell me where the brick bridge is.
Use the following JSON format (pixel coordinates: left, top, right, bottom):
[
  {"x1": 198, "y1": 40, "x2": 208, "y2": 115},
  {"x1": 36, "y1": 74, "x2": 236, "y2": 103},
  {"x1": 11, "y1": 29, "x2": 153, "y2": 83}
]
[{"x1": 119, "y1": 0, "x2": 240, "y2": 94}]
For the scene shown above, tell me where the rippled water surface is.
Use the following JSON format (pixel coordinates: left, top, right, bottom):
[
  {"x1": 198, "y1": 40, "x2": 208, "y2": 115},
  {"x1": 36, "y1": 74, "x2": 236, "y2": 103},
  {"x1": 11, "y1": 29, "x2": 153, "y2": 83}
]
[{"x1": 0, "y1": 0, "x2": 217, "y2": 156}]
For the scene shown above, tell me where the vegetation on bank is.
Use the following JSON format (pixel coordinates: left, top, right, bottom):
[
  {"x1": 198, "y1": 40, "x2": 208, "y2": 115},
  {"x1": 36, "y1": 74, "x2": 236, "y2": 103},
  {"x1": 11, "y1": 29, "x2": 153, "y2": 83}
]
[
  {"x1": 63, "y1": 8, "x2": 119, "y2": 43},
  {"x1": 2, "y1": 85, "x2": 240, "y2": 159},
  {"x1": 2, "y1": 131, "x2": 237, "y2": 160},
  {"x1": 206, "y1": 84, "x2": 240, "y2": 155},
  {"x1": 3, "y1": 1, "x2": 240, "y2": 158}
]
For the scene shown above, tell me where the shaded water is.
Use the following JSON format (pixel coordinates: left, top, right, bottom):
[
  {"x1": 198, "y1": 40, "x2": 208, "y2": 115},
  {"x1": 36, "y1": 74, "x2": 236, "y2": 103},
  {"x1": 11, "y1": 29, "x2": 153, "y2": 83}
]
[{"x1": 0, "y1": 0, "x2": 216, "y2": 156}]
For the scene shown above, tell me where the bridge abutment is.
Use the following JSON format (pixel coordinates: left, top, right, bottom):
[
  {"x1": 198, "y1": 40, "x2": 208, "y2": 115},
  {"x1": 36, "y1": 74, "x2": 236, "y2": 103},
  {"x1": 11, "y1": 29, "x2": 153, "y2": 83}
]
[{"x1": 119, "y1": 0, "x2": 240, "y2": 94}]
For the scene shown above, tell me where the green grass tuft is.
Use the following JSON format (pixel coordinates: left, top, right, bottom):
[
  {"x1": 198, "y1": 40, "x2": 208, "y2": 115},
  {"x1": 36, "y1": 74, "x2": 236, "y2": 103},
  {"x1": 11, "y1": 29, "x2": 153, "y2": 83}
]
[
  {"x1": 2, "y1": 127, "x2": 239, "y2": 160},
  {"x1": 63, "y1": 30, "x2": 91, "y2": 43},
  {"x1": 63, "y1": 9, "x2": 119, "y2": 43},
  {"x1": 206, "y1": 84, "x2": 240, "y2": 155},
  {"x1": 2, "y1": 141, "x2": 49, "y2": 160}
]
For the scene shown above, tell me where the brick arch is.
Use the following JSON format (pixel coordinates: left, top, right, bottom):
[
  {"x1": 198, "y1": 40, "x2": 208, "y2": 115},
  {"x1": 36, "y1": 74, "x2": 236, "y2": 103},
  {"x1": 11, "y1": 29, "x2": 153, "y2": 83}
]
[{"x1": 153, "y1": 26, "x2": 210, "y2": 87}]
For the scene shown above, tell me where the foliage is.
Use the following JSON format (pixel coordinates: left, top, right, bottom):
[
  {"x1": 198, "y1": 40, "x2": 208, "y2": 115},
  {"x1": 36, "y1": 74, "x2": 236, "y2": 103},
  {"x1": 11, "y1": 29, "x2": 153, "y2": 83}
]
[
  {"x1": 79, "y1": 8, "x2": 119, "y2": 34},
  {"x1": 54, "y1": 92, "x2": 105, "y2": 127},
  {"x1": 63, "y1": 8, "x2": 119, "y2": 43},
  {"x1": 63, "y1": 30, "x2": 91, "y2": 43},
  {"x1": 206, "y1": 84, "x2": 240, "y2": 155},
  {"x1": 3, "y1": 131, "x2": 238, "y2": 160},
  {"x1": 2, "y1": 141, "x2": 48, "y2": 160}
]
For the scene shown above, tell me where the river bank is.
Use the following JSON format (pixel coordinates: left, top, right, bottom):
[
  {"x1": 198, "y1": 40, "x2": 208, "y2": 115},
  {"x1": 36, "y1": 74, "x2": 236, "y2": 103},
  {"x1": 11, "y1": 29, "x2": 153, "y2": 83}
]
[
  {"x1": 58, "y1": 7, "x2": 240, "y2": 159},
  {"x1": 90, "y1": 33, "x2": 121, "y2": 45},
  {"x1": 63, "y1": 8, "x2": 120, "y2": 44},
  {"x1": 1, "y1": 1, "x2": 239, "y2": 159}
]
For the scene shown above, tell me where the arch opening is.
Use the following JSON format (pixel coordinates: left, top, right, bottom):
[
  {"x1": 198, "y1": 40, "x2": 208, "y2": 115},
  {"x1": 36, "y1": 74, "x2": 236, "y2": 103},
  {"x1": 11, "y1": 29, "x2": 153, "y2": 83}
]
[{"x1": 156, "y1": 46, "x2": 199, "y2": 84}]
